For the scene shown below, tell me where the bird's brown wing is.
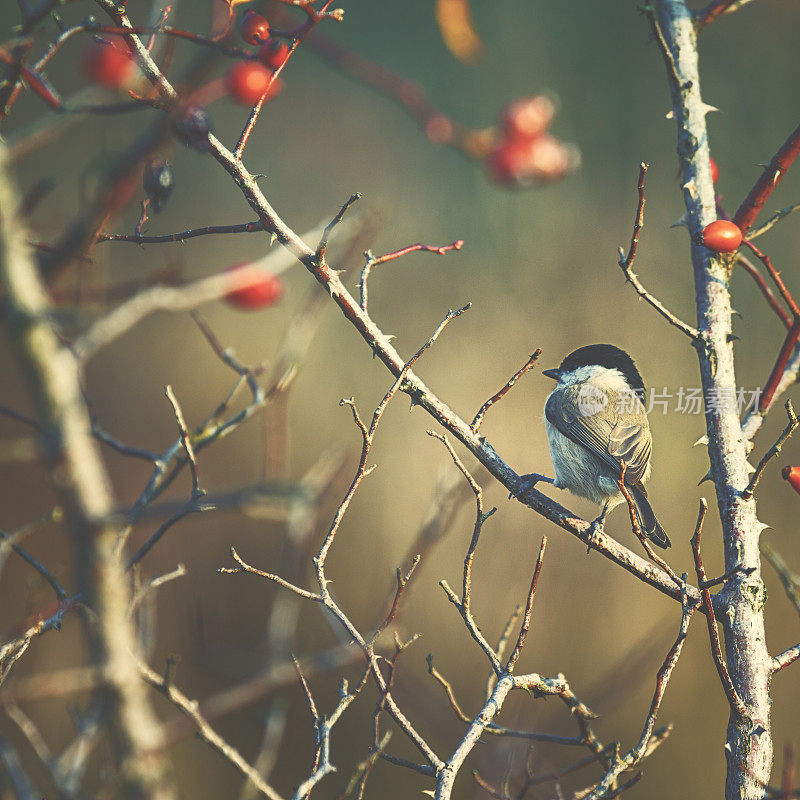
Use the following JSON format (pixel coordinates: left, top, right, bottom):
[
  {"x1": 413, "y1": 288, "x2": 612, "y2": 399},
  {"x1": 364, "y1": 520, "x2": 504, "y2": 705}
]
[{"x1": 545, "y1": 387, "x2": 652, "y2": 485}]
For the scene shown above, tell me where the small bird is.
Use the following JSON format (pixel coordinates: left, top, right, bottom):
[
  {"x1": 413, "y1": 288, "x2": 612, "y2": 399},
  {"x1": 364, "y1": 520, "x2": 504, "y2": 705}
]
[{"x1": 521, "y1": 343, "x2": 670, "y2": 548}]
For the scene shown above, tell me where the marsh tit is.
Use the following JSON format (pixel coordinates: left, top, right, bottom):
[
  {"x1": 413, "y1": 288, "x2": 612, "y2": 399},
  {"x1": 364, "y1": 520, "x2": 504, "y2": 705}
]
[{"x1": 522, "y1": 343, "x2": 670, "y2": 549}]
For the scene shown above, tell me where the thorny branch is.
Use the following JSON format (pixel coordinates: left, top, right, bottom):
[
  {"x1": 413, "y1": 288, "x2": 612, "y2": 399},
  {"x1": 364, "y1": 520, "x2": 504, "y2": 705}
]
[
  {"x1": 690, "y1": 499, "x2": 746, "y2": 717},
  {"x1": 742, "y1": 400, "x2": 798, "y2": 499},
  {"x1": 471, "y1": 350, "x2": 542, "y2": 432},
  {"x1": 617, "y1": 162, "x2": 698, "y2": 340}
]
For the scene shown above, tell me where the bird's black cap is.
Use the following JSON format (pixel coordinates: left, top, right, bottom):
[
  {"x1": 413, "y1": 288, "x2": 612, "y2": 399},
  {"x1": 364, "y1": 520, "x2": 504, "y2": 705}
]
[{"x1": 557, "y1": 344, "x2": 646, "y2": 395}]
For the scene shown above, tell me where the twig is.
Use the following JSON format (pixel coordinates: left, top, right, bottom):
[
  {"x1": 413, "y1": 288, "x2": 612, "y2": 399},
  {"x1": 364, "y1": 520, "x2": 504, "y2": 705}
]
[
  {"x1": 741, "y1": 240, "x2": 800, "y2": 318},
  {"x1": 218, "y1": 546, "x2": 322, "y2": 602},
  {"x1": 736, "y1": 253, "x2": 793, "y2": 329},
  {"x1": 694, "y1": 0, "x2": 751, "y2": 29},
  {"x1": 581, "y1": 578, "x2": 696, "y2": 800},
  {"x1": 316, "y1": 193, "x2": 361, "y2": 261},
  {"x1": 428, "y1": 430, "x2": 501, "y2": 673},
  {"x1": 742, "y1": 400, "x2": 797, "y2": 499},
  {"x1": 758, "y1": 319, "x2": 800, "y2": 413},
  {"x1": 73, "y1": 229, "x2": 320, "y2": 361},
  {"x1": 0, "y1": 731, "x2": 37, "y2": 800},
  {"x1": 618, "y1": 162, "x2": 698, "y2": 339},
  {"x1": 748, "y1": 202, "x2": 800, "y2": 240},
  {"x1": 0, "y1": 597, "x2": 80, "y2": 687},
  {"x1": 617, "y1": 464, "x2": 682, "y2": 588},
  {"x1": 232, "y1": 0, "x2": 341, "y2": 159},
  {"x1": 471, "y1": 350, "x2": 542, "y2": 432},
  {"x1": 0, "y1": 136, "x2": 173, "y2": 797},
  {"x1": 690, "y1": 499, "x2": 746, "y2": 716},
  {"x1": 505, "y1": 536, "x2": 547, "y2": 671},
  {"x1": 99, "y1": 220, "x2": 269, "y2": 244},
  {"x1": 359, "y1": 239, "x2": 463, "y2": 313},
  {"x1": 0, "y1": 508, "x2": 66, "y2": 599},
  {"x1": 771, "y1": 644, "x2": 800, "y2": 674},
  {"x1": 733, "y1": 120, "x2": 800, "y2": 235},
  {"x1": 426, "y1": 654, "x2": 583, "y2": 745},
  {"x1": 129, "y1": 563, "x2": 187, "y2": 615},
  {"x1": 761, "y1": 543, "x2": 800, "y2": 620},
  {"x1": 164, "y1": 385, "x2": 202, "y2": 496},
  {"x1": 126, "y1": 497, "x2": 211, "y2": 570},
  {"x1": 138, "y1": 658, "x2": 285, "y2": 800}
]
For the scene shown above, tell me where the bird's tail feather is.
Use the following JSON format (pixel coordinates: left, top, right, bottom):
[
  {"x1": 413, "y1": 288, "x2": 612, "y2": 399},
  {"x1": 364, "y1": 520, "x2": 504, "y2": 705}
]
[{"x1": 631, "y1": 486, "x2": 671, "y2": 549}]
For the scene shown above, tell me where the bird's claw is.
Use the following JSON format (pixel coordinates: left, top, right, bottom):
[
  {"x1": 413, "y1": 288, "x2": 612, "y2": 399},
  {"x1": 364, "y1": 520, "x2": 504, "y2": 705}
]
[
  {"x1": 509, "y1": 473, "x2": 554, "y2": 500},
  {"x1": 586, "y1": 513, "x2": 607, "y2": 554}
]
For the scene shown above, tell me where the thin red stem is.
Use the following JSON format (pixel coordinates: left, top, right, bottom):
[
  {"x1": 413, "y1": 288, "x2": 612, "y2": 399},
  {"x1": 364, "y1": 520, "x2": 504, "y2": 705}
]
[
  {"x1": 759, "y1": 318, "x2": 800, "y2": 413},
  {"x1": 733, "y1": 121, "x2": 800, "y2": 235},
  {"x1": 742, "y1": 239, "x2": 800, "y2": 318}
]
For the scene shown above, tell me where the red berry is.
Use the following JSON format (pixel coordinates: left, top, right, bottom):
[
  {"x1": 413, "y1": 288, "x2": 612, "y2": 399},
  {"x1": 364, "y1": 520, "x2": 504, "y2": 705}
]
[
  {"x1": 258, "y1": 39, "x2": 290, "y2": 70},
  {"x1": 82, "y1": 38, "x2": 137, "y2": 89},
  {"x1": 700, "y1": 220, "x2": 743, "y2": 253},
  {"x1": 224, "y1": 263, "x2": 284, "y2": 310},
  {"x1": 240, "y1": 11, "x2": 271, "y2": 45},
  {"x1": 487, "y1": 134, "x2": 575, "y2": 186},
  {"x1": 225, "y1": 61, "x2": 283, "y2": 106},
  {"x1": 709, "y1": 156, "x2": 720, "y2": 184},
  {"x1": 502, "y1": 95, "x2": 556, "y2": 141},
  {"x1": 783, "y1": 466, "x2": 800, "y2": 495}
]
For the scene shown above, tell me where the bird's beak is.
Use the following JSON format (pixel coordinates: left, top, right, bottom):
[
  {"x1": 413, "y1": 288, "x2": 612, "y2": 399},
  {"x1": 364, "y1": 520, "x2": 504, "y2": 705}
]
[{"x1": 542, "y1": 368, "x2": 562, "y2": 381}]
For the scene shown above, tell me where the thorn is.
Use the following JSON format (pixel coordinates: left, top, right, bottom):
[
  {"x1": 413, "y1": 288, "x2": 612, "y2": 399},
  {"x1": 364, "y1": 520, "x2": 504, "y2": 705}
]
[
  {"x1": 772, "y1": 169, "x2": 782, "y2": 184},
  {"x1": 699, "y1": 102, "x2": 719, "y2": 115},
  {"x1": 698, "y1": 469, "x2": 713, "y2": 485},
  {"x1": 692, "y1": 435, "x2": 709, "y2": 447},
  {"x1": 665, "y1": 109, "x2": 674, "y2": 119},
  {"x1": 682, "y1": 178, "x2": 699, "y2": 200},
  {"x1": 755, "y1": 521, "x2": 771, "y2": 534},
  {"x1": 670, "y1": 212, "x2": 689, "y2": 229},
  {"x1": 269, "y1": 232, "x2": 277, "y2": 246}
]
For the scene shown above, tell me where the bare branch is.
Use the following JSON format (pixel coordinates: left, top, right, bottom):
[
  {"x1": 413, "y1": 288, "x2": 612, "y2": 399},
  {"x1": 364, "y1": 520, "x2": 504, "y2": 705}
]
[
  {"x1": 762, "y1": 543, "x2": 800, "y2": 620},
  {"x1": 617, "y1": 464, "x2": 682, "y2": 587},
  {"x1": 359, "y1": 239, "x2": 463, "y2": 313},
  {"x1": 736, "y1": 253, "x2": 793, "y2": 329},
  {"x1": 690, "y1": 499, "x2": 747, "y2": 716},
  {"x1": 748, "y1": 202, "x2": 800, "y2": 240},
  {"x1": 733, "y1": 120, "x2": 800, "y2": 235},
  {"x1": 742, "y1": 400, "x2": 798, "y2": 499},
  {"x1": 138, "y1": 659, "x2": 285, "y2": 800},
  {"x1": 505, "y1": 536, "x2": 547, "y2": 671},
  {"x1": 0, "y1": 138, "x2": 174, "y2": 798},
  {"x1": 581, "y1": 578, "x2": 696, "y2": 800},
  {"x1": 471, "y1": 350, "x2": 542, "y2": 432},
  {"x1": 618, "y1": 162, "x2": 698, "y2": 339},
  {"x1": 771, "y1": 644, "x2": 800, "y2": 674}
]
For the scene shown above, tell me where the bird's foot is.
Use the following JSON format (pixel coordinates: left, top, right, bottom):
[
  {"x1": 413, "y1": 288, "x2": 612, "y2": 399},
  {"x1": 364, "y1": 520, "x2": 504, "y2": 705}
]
[
  {"x1": 509, "y1": 473, "x2": 554, "y2": 500},
  {"x1": 586, "y1": 512, "x2": 607, "y2": 554}
]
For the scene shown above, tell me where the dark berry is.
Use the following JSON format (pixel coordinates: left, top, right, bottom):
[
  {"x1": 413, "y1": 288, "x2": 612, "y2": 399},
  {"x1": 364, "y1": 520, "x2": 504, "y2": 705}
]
[{"x1": 143, "y1": 159, "x2": 174, "y2": 212}]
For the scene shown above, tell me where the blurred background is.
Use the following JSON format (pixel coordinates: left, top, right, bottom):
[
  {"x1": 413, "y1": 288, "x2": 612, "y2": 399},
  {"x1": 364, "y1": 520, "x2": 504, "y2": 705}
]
[{"x1": 1, "y1": 0, "x2": 799, "y2": 797}]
